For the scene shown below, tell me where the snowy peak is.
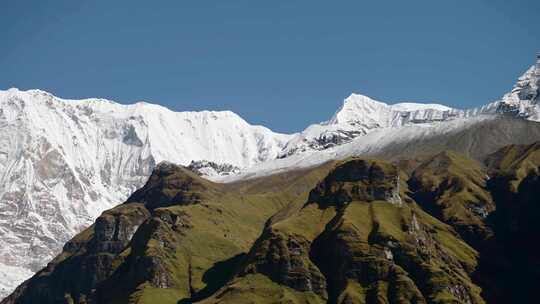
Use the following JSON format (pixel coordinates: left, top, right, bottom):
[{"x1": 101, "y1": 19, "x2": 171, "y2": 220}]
[
  {"x1": 279, "y1": 93, "x2": 464, "y2": 158},
  {"x1": 279, "y1": 52, "x2": 540, "y2": 159},
  {"x1": 495, "y1": 54, "x2": 540, "y2": 120},
  {"x1": 330, "y1": 93, "x2": 458, "y2": 127},
  {"x1": 329, "y1": 94, "x2": 390, "y2": 126}
]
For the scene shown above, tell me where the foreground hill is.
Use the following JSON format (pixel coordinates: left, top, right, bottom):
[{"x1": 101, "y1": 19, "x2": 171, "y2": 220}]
[{"x1": 4, "y1": 142, "x2": 540, "y2": 304}]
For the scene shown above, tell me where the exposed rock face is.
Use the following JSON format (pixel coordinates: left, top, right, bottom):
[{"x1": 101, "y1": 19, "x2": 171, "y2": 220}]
[
  {"x1": 406, "y1": 143, "x2": 540, "y2": 304},
  {"x1": 310, "y1": 218, "x2": 429, "y2": 304},
  {"x1": 242, "y1": 231, "x2": 328, "y2": 298},
  {"x1": 494, "y1": 53, "x2": 540, "y2": 119},
  {"x1": 93, "y1": 209, "x2": 187, "y2": 303},
  {"x1": 308, "y1": 159, "x2": 402, "y2": 207}
]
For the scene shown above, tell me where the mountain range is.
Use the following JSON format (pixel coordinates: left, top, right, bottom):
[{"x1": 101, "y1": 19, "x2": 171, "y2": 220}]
[{"x1": 0, "y1": 53, "x2": 539, "y2": 302}]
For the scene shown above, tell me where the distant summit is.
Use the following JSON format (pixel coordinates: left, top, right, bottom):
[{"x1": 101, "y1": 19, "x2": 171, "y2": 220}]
[{"x1": 278, "y1": 53, "x2": 540, "y2": 158}]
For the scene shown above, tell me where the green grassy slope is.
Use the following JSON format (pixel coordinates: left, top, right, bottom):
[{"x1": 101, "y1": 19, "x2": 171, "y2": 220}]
[
  {"x1": 205, "y1": 158, "x2": 484, "y2": 304},
  {"x1": 408, "y1": 151, "x2": 495, "y2": 245}
]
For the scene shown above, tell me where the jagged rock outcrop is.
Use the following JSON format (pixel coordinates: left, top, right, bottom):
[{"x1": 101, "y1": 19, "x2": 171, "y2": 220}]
[
  {"x1": 493, "y1": 53, "x2": 540, "y2": 120},
  {"x1": 242, "y1": 231, "x2": 328, "y2": 298},
  {"x1": 186, "y1": 160, "x2": 241, "y2": 177},
  {"x1": 308, "y1": 159, "x2": 402, "y2": 207}
]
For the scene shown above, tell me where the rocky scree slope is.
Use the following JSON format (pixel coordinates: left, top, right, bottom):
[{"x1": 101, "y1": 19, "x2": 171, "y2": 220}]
[{"x1": 5, "y1": 141, "x2": 540, "y2": 303}]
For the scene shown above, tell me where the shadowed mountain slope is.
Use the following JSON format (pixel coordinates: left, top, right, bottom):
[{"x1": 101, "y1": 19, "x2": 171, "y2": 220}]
[
  {"x1": 474, "y1": 143, "x2": 540, "y2": 303},
  {"x1": 371, "y1": 117, "x2": 540, "y2": 162}
]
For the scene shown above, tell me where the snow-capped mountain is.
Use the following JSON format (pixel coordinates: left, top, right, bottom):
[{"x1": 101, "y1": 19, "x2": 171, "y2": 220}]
[
  {"x1": 278, "y1": 94, "x2": 466, "y2": 157},
  {"x1": 278, "y1": 54, "x2": 540, "y2": 158},
  {"x1": 1, "y1": 53, "x2": 539, "y2": 299},
  {"x1": 492, "y1": 53, "x2": 540, "y2": 119},
  {"x1": 0, "y1": 89, "x2": 290, "y2": 298}
]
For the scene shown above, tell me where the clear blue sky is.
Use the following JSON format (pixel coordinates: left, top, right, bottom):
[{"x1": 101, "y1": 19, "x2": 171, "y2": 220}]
[{"x1": 1, "y1": 0, "x2": 539, "y2": 133}]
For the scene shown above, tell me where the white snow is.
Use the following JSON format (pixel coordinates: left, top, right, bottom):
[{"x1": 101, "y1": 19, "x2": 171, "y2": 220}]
[
  {"x1": 390, "y1": 102, "x2": 453, "y2": 112},
  {"x1": 0, "y1": 264, "x2": 33, "y2": 298},
  {"x1": 279, "y1": 93, "x2": 469, "y2": 157}
]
